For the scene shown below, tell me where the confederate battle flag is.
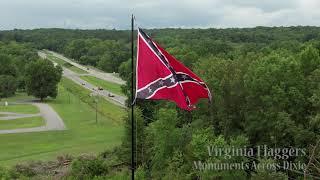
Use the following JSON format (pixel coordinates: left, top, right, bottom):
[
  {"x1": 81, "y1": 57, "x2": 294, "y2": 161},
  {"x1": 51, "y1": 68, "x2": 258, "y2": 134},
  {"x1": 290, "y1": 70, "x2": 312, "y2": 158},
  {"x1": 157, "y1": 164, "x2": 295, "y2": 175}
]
[{"x1": 134, "y1": 28, "x2": 212, "y2": 111}]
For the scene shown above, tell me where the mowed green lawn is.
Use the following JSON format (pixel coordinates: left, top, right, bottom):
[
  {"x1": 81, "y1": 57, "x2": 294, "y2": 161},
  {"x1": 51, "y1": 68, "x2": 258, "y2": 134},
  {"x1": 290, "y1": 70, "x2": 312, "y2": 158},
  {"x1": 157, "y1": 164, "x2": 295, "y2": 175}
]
[
  {"x1": 0, "y1": 78, "x2": 126, "y2": 167},
  {"x1": 0, "y1": 116, "x2": 44, "y2": 130},
  {"x1": 45, "y1": 52, "x2": 88, "y2": 74},
  {"x1": 80, "y1": 75, "x2": 124, "y2": 96},
  {"x1": 0, "y1": 104, "x2": 40, "y2": 114},
  {"x1": 46, "y1": 53, "x2": 66, "y2": 66},
  {"x1": 0, "y1": 92, "x2": 34, "y2": 103},
  {"x1": 68, "y1": 65, "x2": 88, "y2": 74}
]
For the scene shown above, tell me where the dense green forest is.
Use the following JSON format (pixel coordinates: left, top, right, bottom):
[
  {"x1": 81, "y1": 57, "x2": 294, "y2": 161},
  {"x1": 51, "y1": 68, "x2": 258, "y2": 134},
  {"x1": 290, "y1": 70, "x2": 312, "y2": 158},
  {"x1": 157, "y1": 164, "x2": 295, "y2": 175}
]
[
  {"x1": 0, "y1": 26, "x2": 320, "y2": 179},
  {"x1": 0, "y1": 42, "x2": 38, "y2": 97},
  {"x1": 2, "y1": 26, "x2": 320, "y2": 72}
]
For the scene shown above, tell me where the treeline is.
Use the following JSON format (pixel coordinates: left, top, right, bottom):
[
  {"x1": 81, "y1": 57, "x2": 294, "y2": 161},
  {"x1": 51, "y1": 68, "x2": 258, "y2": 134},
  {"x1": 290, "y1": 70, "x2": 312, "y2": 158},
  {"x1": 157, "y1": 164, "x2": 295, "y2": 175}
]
[
  {"x1": 2, "y1": 26, "x2": 320, "y2": 73},
  {"x1": 0, "y1": 29, "x2": 131, "y2": 73},
  {"x1": 63, "y1": 39, "x2": 129, "y2": 72}
]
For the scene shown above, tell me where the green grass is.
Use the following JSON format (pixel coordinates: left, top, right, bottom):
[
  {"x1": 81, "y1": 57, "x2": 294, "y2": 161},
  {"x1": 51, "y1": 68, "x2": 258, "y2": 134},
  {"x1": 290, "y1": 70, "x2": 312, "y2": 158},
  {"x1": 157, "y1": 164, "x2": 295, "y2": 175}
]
[
  {"x1": 0, "y1": 92, "x2": 34, "y2": 102},
  {"x1": 0, "y1": 78, "x2": 125, "y2": 167},
  {"x1": 46, "y1": 54, "x2": 65, "y2": 66},
  {"x1": 46, "y1": 53, "x2": 88, "y2": 74},
  {"x1": 80, "y1": 75, "x2": 124, "y2": 96},
  {"x1": 0, "y1": 104, "x2": 40, "y2": 114},
  {"x1": 0, "y1": 116, "x2": 44, "y2": 130},
  {"x1": 68, "y1": 65, "x2": 88, "y2": 74},
  {"x1": 61, "y1": 78, "x2": 124, "y2": 122}
]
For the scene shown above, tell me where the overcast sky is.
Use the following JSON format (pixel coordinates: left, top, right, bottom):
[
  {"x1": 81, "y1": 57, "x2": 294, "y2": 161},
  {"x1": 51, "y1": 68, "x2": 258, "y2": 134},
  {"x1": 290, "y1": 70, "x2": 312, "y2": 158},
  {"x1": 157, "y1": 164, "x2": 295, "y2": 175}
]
[{"x1": 0, "y1": 0, "x2": 320, "y2": 30}]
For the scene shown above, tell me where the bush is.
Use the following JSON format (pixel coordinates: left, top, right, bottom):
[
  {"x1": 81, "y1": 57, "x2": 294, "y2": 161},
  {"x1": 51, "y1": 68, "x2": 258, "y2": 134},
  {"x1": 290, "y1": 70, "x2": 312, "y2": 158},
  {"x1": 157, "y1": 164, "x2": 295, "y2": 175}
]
[
  {"x1": 14, "y1": 163, "x2": 37, "y2": 177},
  {"x1": 71, "y1": 154, "x2": 109, "y2": 179},
  {"x1": 0, "y1": 166, "x2": 9, "y2": 179}
]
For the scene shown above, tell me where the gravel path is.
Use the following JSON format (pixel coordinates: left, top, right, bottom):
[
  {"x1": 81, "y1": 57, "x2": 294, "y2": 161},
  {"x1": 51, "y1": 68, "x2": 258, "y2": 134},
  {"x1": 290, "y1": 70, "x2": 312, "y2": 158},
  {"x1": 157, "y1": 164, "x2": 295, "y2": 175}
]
[{"x1": 0, "y1": 102, "x2": 66, "y2": 134}]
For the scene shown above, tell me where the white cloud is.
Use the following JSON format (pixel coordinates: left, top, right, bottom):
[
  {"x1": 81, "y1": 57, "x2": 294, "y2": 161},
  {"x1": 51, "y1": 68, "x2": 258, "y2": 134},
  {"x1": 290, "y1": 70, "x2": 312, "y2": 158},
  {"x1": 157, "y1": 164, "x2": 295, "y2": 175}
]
[{"x1": 0, "y1": 0, "x2": 319, "y2": 30}]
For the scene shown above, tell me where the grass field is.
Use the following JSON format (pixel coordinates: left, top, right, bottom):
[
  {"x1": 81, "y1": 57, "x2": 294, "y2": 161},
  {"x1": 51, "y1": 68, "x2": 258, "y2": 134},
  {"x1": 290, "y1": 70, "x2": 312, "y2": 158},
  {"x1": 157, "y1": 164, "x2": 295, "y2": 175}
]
[
  {"x1": 0, "y1": 78, "x2": 125, "y2": 167},
  {"x1": 80, "y1": 75, "x2": 124, "y2": 96},
  {"x1": 46, "y1": 53, "x2": 66, "y2": 66},
  {"x1": 46, "y1": 53, "x2": 88, "y2": 74},
  {"x1": 0, "y1": 116, "x2": 44, "y2": 130},
  {"x1": 0, "y1": 104, "x2": 40, "y2": 114},
  {"x1": 68, "y1": 65, "x2": 88, "y2": 74},
  {"x1": 0, "y1": 92, "x2": 34, "y2": 103}
]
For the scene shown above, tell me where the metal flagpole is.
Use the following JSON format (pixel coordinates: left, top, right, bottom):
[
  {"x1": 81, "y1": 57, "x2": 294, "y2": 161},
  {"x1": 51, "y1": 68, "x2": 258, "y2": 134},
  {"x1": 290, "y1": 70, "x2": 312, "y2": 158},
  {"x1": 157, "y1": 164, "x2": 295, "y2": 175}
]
[{"x1": 131, "y1": 14, "x2": 135, "y2": 180}]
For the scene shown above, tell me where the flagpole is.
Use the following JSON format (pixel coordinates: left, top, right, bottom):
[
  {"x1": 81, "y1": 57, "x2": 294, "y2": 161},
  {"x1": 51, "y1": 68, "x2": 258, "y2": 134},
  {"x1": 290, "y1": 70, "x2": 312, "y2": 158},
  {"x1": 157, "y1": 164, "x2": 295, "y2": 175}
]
[{"x1": 131, "y1": 14, "x2": 135, "y2": 180}]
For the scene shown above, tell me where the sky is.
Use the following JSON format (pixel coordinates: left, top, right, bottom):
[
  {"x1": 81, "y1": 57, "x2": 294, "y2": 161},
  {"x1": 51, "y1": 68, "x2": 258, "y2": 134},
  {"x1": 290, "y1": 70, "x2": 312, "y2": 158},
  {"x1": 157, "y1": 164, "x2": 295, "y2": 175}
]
[{"x1": 0, "y1": 0, "x2": 320, "y2": 30}]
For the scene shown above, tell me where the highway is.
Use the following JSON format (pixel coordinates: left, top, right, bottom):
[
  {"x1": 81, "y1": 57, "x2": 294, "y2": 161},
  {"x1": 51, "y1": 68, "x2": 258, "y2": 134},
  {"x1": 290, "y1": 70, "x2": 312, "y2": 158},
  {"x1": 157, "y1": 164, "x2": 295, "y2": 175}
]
[
  {"x1": 38, "y1": 51, "x2": 127, "y2": 108},
  {"x1": 47, "y1": 50, "x2": 125, "y2": 85}
]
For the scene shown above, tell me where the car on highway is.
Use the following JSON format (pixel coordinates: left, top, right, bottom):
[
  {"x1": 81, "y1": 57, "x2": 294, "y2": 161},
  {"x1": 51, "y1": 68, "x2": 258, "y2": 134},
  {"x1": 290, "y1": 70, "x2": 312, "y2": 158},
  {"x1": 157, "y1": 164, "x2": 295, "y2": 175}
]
[
  {"x1": 108, "y1": 93, "x2": 115, "y2": 97},
  {"x1": 81, "y1": 83, "x2": 85, "y2": 85}
]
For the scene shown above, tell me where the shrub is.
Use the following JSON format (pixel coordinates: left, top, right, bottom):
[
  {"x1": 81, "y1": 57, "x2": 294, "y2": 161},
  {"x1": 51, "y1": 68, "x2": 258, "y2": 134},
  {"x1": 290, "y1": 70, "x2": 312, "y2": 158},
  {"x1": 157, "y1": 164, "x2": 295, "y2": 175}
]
[
  {"x1": 0, "y1": 166, "x2": 9, "y2": 179},
  {"x1": 71, "y1": 154, "x2": 109, "y2": 179}
]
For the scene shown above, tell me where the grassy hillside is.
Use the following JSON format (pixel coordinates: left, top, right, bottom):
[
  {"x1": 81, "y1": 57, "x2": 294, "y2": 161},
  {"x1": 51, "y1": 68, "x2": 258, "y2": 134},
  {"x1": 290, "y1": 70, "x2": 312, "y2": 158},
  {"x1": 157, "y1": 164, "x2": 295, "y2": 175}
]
[{"x1": 0, "y1": 78, "x2": 125, "y2": 167}]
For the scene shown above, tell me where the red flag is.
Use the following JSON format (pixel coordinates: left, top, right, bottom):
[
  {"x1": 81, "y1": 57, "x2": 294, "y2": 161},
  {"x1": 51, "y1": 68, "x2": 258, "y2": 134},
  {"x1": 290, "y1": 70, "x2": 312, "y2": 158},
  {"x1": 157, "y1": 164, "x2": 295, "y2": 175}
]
[{"x1": 135, "y1": 28, "x2": 211, "y2": 111}]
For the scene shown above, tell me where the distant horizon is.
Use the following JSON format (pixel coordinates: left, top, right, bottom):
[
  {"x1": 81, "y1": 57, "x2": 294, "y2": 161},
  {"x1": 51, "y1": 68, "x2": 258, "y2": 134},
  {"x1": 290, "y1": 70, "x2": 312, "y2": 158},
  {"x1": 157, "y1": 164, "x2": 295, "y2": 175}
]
[{"x1": 2, "y1": 25, "x2": 320, "y2": 31}]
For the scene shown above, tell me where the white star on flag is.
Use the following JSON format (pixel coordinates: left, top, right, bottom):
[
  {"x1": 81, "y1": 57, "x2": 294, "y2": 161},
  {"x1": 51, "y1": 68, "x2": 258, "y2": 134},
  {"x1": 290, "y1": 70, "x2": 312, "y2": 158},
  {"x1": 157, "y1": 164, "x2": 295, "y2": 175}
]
[
  {"x1": 159, "y1": 80, "x2": 164, "y2": 85},
  {"x1": 182, "y1": 74, "x2": 187, "y2": 80},
  {"x1": 170, "y1": 77, "x2": 175, "y2": 83}
]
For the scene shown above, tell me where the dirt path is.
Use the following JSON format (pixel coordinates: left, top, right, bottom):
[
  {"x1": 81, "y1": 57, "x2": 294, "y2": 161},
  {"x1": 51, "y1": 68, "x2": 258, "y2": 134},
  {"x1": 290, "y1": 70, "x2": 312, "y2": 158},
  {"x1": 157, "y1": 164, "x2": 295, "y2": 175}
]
[{"x1": 0, "y1": 103, "x2": 66, "y2": 134}]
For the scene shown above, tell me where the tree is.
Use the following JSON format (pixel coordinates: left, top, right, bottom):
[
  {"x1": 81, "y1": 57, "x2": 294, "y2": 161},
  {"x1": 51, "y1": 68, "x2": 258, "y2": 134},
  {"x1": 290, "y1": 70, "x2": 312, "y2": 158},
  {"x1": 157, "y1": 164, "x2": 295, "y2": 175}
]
[
  {"x1": 243, "y1": 53, "x2": 308, "y2": 145},
  {"x1": 64, "y1": 39, "x2": 87, "y2": 60},
  {"x1": 299, "y1": 46, "x2": 320, "y2": 76},
  {"x1": 97, "y1": 54, "x2": 114, "y2": 72},
  {"x1": 25, "y1": 60, "x2": 62, "y2": 101},
  {"x1": 0, "y1": 54, "x2": 17, "y2": 77},
  {"x1": 0, "y1": 75, "x2": 17, "y2": 98},
  {"x1": 193, "y1": 56, "x2": 249, "y2": 137},
  {"x1": 0, "y1": 53, "x2": 18, "y2": 97}
]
